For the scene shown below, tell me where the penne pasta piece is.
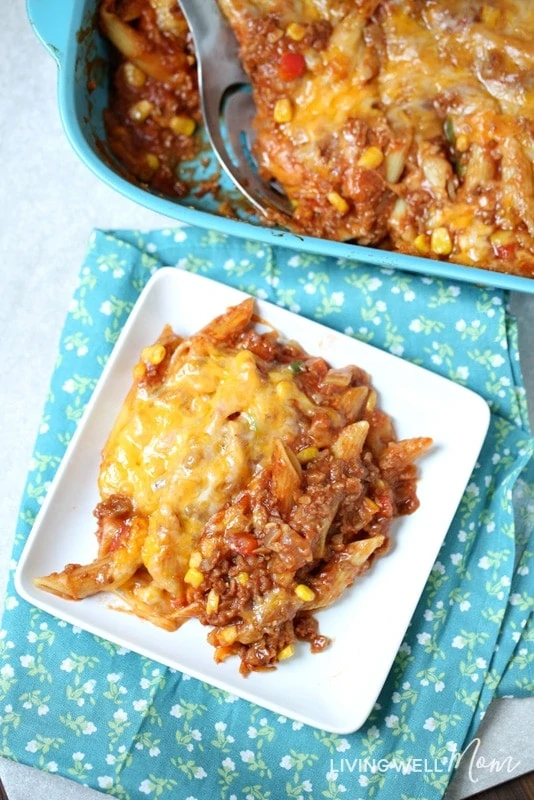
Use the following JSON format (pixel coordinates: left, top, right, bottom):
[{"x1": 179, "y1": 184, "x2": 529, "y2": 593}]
[
  {"x1": 385, "y1": 145, "x2": 409, "y2": 184},
  {"x1": 378, "y1": 437, "x2": 433, "y2": 476},
  {"x1": 141, "y1": 506, "x2": 189, "y2": 604},
  {"x1": 463, "y1": 144, "x2": 496, "y2": 193},
  {"x1": 271, "y1": 438, "x2": 303, "y2": 520},
  {"x1": 364, "y1": 409, "x2": 396, "y2": 457},
  {"x1": 305, "y1": 536, "x2": 386, "y2": 610},
  {"x1": 420, "y1": 142, "x2": 453, "y2": 196},
  {"x1": 100, "y1": 6, "x2": 182, "y2": 83},
  {"x1": 197, "y1": 297, "x2": 255, "y2": 342},
  {"x1": 332, "y1": 385, "x2": 369, "y2": 423},
  {"x1": 114, "y1": 572, "x2": 193, "y2": 631},
  {"x1": 332, "y1": 420, "x2": 369, "y2": 460},
  {"x1": 34, "y1": 516, "x2": 148, "y2": 600},
  {"x1": 94, "y1": 495, "x2": 133, "y2": 557}
]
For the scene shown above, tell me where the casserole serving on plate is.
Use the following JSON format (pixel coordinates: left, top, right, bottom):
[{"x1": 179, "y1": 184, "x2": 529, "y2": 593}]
[
  {"x1": 27, "y1": 0, "x2": 534, "y2": 293},
  {"x1": 16, "y1": 268, "x2": 490, "y2": 732}
]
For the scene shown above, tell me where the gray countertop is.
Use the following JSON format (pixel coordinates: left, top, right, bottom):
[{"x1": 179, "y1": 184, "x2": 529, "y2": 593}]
[{"x1": 1, "y1": 2, "x2": 533, "y2": 798}]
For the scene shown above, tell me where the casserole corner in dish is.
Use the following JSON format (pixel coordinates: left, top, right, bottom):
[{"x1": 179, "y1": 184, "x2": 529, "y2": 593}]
[{"x1": 27, "y1": 0, "x2": 534, "y2": 293}]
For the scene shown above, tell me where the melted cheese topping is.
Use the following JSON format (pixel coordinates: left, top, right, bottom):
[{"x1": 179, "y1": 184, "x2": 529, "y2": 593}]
[
  {"x1": 289, "y1": 12, "x2": 379, "y2": 145},
  {"x1": 277, "y1": 0, "x2": 534, "y2": 150},
  {"x1": 381, "y1": 1, "x2": 534, "y2": 119},
  {"x1": 99, "y1": 341, "x2": 319, "y2": 556}
]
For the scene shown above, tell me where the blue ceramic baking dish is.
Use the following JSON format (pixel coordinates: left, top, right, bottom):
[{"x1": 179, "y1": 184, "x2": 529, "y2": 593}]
[{"x1": 27, "y1": 0, "x2": 534, "y2": 293}]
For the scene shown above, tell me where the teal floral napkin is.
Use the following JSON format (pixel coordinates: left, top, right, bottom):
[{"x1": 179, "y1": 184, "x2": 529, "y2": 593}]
[{"x1": 1, "y1": 227, "x2": 533, "y2": 800}]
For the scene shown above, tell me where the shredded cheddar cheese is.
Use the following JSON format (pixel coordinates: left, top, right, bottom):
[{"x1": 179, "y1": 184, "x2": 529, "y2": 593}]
[{"x1": 99, "y1": 340, "x2": 322, "y2": 560}]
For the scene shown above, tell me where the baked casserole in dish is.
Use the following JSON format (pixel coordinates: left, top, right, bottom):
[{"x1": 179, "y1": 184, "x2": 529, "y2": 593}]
[{"x1": 28, "y1": 0, "x2": 534, "y2": 291}]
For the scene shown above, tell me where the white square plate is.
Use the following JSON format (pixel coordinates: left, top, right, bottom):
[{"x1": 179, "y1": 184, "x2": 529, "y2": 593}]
[{"x1": 15, "y1": 268, "x2": 490, "y2": 733}]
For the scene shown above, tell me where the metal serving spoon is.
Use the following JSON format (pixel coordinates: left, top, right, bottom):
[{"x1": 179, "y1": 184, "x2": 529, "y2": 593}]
[{"x1": 176, "y1": 0, "x2": 293, "y2": 218}]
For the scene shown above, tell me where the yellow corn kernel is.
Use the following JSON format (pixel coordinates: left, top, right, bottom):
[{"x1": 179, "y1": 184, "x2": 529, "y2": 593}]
[
  {"x1": 274, "y1": 98, "x2": 293, "y2": 123},
  {"x1": 327, "y1": 191, "x2": 349, "y2": 215},
  {"x1": 357, "y1": 146, "x2": 384, "y2": 170},
  {"x1": 286, "y1": 22, "x2": 307, "y2": 41},
  {"x1": 146, "y1": 154, "x2": 160, "y2": 171},
  {"x1": 142, "y1": 344, "x2": 166, "y2": 365},
  {"x1": 431, "y1": 227, "x2": 453, "y2": 256},
  {"x1": 133, "y1": 362, "x2": 146, "y2": 380},
  {"x1": 236, "y1": 572, "x2": 249, "y2": 586},
  {"x1": 123, "y1": 62, "x2": 146, "y2": 88},
  {"x1": 129, "y1": 100, "x2": 153, "y2": 122},
  {"x1": 218, "y1": 625, "x2": 238, "y2": 644},
  {"x1": 295, "y1": 584, "x2": 315, "y2": 602},
  {"x1": 455, "y1": 134, "x2": 469, "y2": 153},
  {"x1": 297, "y1": 446, "x2": 319, "y2": 464},
  {"x1": 169, "y1": 115, "x2": 196, "y2": 136},
  {"x1": 362, "y1": 496, "x2": 379, "y2": 514},
  {"x1": 414, "y1": 233, "x2": 430, "y2": 254},
  {"x1": 184, "y1": 567, "x2": 204, "y2": 588},
  {"x1": 189, "y1": 551, "x2": 202, "y2": 568},
  {"x1": 481, "y1": 5, "x2": 500, "y2": 25},
  {"x1": 490, "y1": 229, "x2": 514, "y2": 247},
  {"x1": 276, "y1": 380, "x2": 295, "y2": 400},
  {"x1": 278, "y1": 643, "x2": 296, "y2": 660},
  {"x1": 206, "y1": 589, "x2": 220, "y2": 615}
]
